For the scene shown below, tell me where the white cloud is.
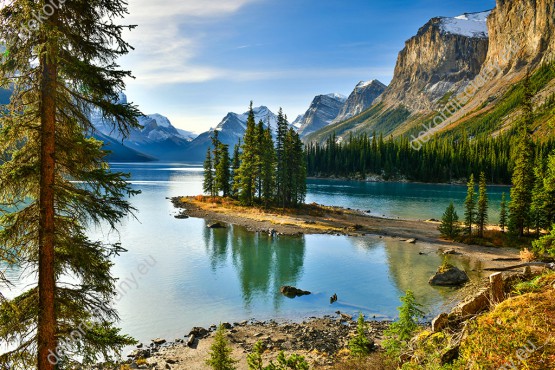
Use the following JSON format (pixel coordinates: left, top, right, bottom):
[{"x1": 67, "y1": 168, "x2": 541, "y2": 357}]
[{"x1": 120, "y1": 0, "x2": 260, "y2": 85}]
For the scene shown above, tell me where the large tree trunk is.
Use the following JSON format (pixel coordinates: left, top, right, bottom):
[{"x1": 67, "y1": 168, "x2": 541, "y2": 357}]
[{"x1": 37, "y1": 13, "x2": 58, "y2": 370}]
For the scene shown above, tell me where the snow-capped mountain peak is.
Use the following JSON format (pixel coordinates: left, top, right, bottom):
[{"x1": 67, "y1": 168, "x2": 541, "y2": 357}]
[
  {"x1": 356, "y1": 80, "x2": 376, "y2": 89},
  {"x1": 439, "y1": 10, "x2": 491, "y2": 38},
  {"x1": 326, "y1": 93, "x2": 347, "y2": 102}
]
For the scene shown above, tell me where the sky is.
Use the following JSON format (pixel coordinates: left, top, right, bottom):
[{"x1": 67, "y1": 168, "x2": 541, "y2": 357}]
[{"x1": 120, "y1": 0, "x2": 497, "y2": 133}]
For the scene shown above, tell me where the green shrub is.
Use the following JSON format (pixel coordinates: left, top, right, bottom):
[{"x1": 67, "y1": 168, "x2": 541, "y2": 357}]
[
  {"x1": 348, "y1": 313, "x2": 373, "y2": 357},
  {"x1": 206, "y1": 324, "x2": 238, "y2": 370},
  {"x1": 383, "y1": 290, "x2": 424, "y2": 358},
  {"x1": 247, "y1": 341, "x2": 309, "y2": 370}
]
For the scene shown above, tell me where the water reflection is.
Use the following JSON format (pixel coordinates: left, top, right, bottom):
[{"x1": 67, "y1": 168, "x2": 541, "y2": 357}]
[{"x1": 203, "y1": 224, "x2": 306, "y2": 309}]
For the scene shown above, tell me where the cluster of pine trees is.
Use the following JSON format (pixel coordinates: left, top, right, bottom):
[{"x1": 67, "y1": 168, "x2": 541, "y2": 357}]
[
  {"x1": 203, "y1": 104, "x2": 307, "y2": 207},
  {"x1": 439, "y1": 78, "x2": 555, "y2": 256},
  {"x1": 306, "y1": 131, "x2": 555, "y2": 184}
]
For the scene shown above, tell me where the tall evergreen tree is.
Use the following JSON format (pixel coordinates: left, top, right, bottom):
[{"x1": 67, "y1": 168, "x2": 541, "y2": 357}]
[
  {"x1": 531, "y1": 158, "x2": 548, "y2": 235},
  {"x1": 275, "y1": 108, "x2": 288, "y2": 207},
  {"x1": 464, "y1": 174, "x2": 476, "y2": 236},
  {"x1": 542, "y1": 152, "x2": 555, "y2": 227},
  {"x1": 0, "y1": 1, "x2": 140, "y2": 368},
  {"x1": 260, "y1": 126, "x2": 276, "y2": 207},
  {"x1": 204, "y1": 147, "x2": 215, "y2": 197},
  {"x1": 215, "y1": 144, "x2": 231, "y2": 197},
  {"x1": 477, "y1": 172, "x2": 489, "y2": 237},
  {"x1": 439, "y1": 202, "x2": 461, "y2": 239},
  {"x1": 509, "y1": 75, "x2": 535, "y2": 237},
  {"x1": 499, "y1": 192, "x2": 508, "y2": 233},
  {"x1": 230, "y1": 139, "x2": 241, "y2": 198},
  {"x1": 236, "y1": 103, "x2": 257, "y2": 205},
  {"x1": 255, "y1": 121, "x2": 265, "y2": 201}
]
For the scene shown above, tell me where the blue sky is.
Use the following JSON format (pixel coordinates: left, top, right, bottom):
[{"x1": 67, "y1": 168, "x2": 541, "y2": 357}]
[{"x1": 121, "y1": 0, "x2": 496, "y2": 133}]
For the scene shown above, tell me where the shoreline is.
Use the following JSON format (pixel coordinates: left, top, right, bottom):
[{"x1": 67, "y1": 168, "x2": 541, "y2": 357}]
[
  {"x1": 115, "y1": 196, "x2": 529, "y2": 369},
  {"x1": 125, "y1": 314, "x2": 391, "y2": 370},
  {"x1": 171, "y1": 196, "x2": 520, "y2": 264}
]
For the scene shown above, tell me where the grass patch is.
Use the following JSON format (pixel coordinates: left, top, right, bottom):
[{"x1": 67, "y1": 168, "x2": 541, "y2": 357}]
[{"x1": 456, "y1": 285, "x2": 555, "y2": 369}]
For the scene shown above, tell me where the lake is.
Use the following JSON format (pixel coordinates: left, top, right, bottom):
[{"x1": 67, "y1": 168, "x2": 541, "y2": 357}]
[{"x1": 2, "y1": 162, "x2": 509, "y2": 344}]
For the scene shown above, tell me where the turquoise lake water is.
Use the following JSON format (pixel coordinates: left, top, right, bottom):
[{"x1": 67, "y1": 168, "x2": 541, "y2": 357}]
[{"x1": 2, "y1": 163, "x2": 509, "y2": 343}]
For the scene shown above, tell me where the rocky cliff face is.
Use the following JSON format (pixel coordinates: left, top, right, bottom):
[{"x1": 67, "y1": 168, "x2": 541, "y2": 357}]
[
  {"x1": 377, "y1": 11, "x2": 491, "y2": 112},
  {"x1": 332, "y1": 80, "x2": 386, "y2": 124},
  {"x1": 297, "y1": 93, "x2": 346, "y2": 137},
  {"x1": 485, "y1": 0, "x2": 555, "y2": 73}
]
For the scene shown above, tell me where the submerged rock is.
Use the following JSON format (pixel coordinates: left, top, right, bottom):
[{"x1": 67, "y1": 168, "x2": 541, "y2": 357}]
[
  {"x1": 280, "y1": 286, "x2": 311, "y2": 298},
  {"x1": 429, "y1": 266, "x2": 469, "y2": 286}
]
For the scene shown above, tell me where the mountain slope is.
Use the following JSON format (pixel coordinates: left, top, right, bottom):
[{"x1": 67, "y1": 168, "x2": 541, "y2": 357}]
[
  {"x1": 305, "y1": 11, "x2": 491, "y2": 143},
  {"x1": 92, "y1": 94, "x2": 195, "y2": 160},
  {"x1": 296, "y1": 94, "x2": 347, "y2": 138},
  {"x1": 94, "y1": 132, "x2": 156, "y2": 162},
  {"x1": 183, "y1": 106, "x2": 283, "y2": 162},
  {"x1": 332, "y1": 80, "x2": 386, "y2": 124}
]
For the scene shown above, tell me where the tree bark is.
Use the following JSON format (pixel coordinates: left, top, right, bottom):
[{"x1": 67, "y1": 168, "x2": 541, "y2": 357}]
[{"x1": 38, "y1": 11, "x2": 58, "y2": 370}]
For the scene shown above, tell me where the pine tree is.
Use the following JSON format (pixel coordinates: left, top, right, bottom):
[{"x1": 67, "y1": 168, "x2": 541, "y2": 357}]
[
  {"x1": 255, "y1": 120, "x2": 265, "y2": 201},
  {"x1": 230, "y1": 140, "x2": 241, "y2": 198},
  {"x1": 477, "y1": 172, "x2": 489, "y2": 237},
  {"x1": 531, "y1": 158, "x2": 548, "y2": 235},
  {"x1": 542, "y1": 152, "x2": 555, "y2": 227},
  {"x1": 260, "y1": 126, "x2": 276, "y2": 207},
  {"x1": 215, "y1": 144, "x2": 231, "y2": 197},
  {"x1": 204, "y1": 147, "x2": 215, "y2": 196},
  {"x1": 439, "y1": 202, "x2": 461, "y2": 239},
  {"x1": 509, "y1": 75, "x2": 535, "y2": 237},
  {"x1": 275, "y1": 108, "x2": 288, "y2": 207},
  {"x1": 499, "y1": 192, "x2": 508, "y2": 233},
  {"x1": 464, "y1": 174, "x2": 476, "y2": 236},
  {"x1": 0, "y1": 1, "x2": 140, "y2": 368},
  {"x1": 383, "y1": 290, "x2": 424, "y2": 357},
  {"x1": 236, "y1": 103, "x2": 257, "y2": 205},
  {"x1": 348, "y1": 313, "x2": 372, "y2": 357},
  {"x1": 206, "y1": 324, "x2": 237, "y2": 370}
]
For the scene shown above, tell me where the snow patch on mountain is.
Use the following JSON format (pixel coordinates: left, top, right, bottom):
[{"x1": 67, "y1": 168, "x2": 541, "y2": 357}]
[{"x1": 439, "y1": 10, "x2": 491, "y2": 38}]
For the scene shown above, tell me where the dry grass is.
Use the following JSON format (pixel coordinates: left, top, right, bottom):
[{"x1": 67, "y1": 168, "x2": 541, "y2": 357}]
[
  {"x1": 327, "y1": 353, "x2": 391, "y2": 370},
  {"x1": 457, "y1": 272, "x2": 555, "y2": 369},
  {"x1": 520, "y1": 248, "x2": 536, "y2": 262}
]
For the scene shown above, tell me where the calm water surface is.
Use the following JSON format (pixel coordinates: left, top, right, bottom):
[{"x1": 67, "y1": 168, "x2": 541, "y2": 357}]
[{"x1": 3, "y1": 163, "x2": 508, "y2": 343}]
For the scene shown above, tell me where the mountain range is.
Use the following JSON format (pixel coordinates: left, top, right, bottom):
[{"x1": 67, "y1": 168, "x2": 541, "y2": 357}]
[
  {"x1": 34, "y1": 0, "x2": 555, "y2": 161},
  {"x1": 305, "y1": 0, "x2": 555, "y2": 144}
]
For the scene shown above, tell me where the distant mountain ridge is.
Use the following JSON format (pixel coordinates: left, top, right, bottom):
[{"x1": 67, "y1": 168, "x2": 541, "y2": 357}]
[
  {"x1": 91, "y1": 94, "x2": 197, "y2": 161},
  {"x1": 295, "y1": 94, "x2": 346, "y2": 137},
  {"x1": 332, "y1": 80, "x2": 386, "y2": 124},
  {"x1": 182, "y1": 105, "x2": 298, "y2": 161}
]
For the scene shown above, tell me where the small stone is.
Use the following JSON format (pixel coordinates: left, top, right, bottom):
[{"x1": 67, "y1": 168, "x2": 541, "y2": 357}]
[{"x1": 151, "y1": 338, "x2": 166, "y2": 346}]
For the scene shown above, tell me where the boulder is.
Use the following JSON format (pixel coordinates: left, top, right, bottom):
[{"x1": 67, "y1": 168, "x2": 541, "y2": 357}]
[
  {"x1": 429, "y1": 266, "x2": 469, "y2": 286},
  {"x1": 280, "y1": 286, "x2": 311, "y2": 298},
  {"x1": 151, "y1": 338, "x2": 166, "y2": 346},
  {"x1": 406, "y1": 238, "x2": 417, "y2": 244},
  {"x1": 174, "y1": 211, "x2": 189, "y2": 219},
  {"x1": 432, "y1": 313, "x2": 449, "y2": 332},
  {"x1": 188, "y1": 327, "x2": 208, "y2": 338}
]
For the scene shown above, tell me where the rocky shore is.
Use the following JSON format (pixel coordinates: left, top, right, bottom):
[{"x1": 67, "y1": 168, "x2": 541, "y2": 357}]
[{"x1": 123, "y1": 313, "x2": 391, "y2": 370}]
